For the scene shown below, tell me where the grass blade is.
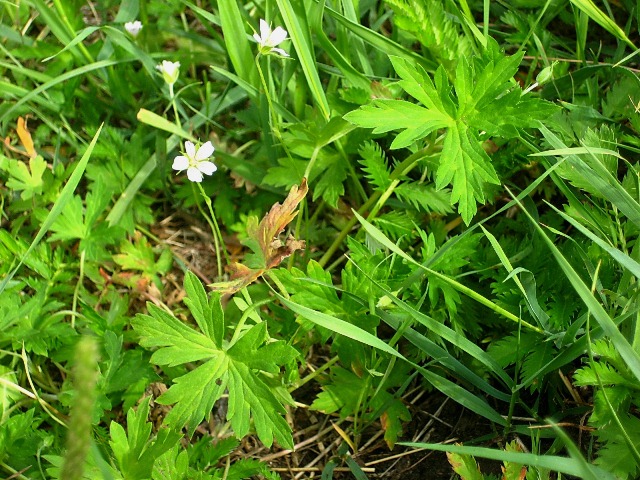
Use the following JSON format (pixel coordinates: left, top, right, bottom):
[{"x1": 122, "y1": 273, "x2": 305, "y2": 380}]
[
  {"x1": 537, "y1": 126, "x2": 640, "y2": 235},
  {"x1": 280, "y1": 297, "x2": 506, "y2": 425},
  {"x1": 399, "y1": 441, "x2": 614, "y2": 479},
  {"x1": 569, "y1": 0, "x2": 636, "y2": 49},
  {"x1": 507, "y1": 186, "x2": 640, "y2": 383},
  {"x1": 381, "y1": 311, "x2": 511, "y2": 401},
  {"x1": 136, "y1": 109, "x2": 196, "y2": 141},
  {"x1": 280, "y1": 296, "x2": 406, "y2": 360},
  {"x1": 481, "y1": 225, "x2": 550, "y2": 330},
  {"x1": 275, "y1": 0, "x2": 331, "y2": 119},
  {"x1": 548, "y1": 203, "x2": 640, "y2": 279},
  {"x1": 210, "y1": 66, "x2": 298, "y2": 122},
  {"x1": 319, "y1": 1, "x2": 436, "y2": 72},
  {"x1": 1, "y1": 59, "x2": 127, "y2": 125},
  {"x1": 0, "y1": 124, "x2": 104, "y2": 295},
  {"x1": 217, "y1": 0, "x2": 258, "y2": 87},
  {"x1": 353, "y1": 210, "x2": 543, "y2": 335}
]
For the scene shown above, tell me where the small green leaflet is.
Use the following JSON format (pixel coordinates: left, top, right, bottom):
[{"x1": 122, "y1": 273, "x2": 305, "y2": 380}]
[
  {"x1": 344, "y1": 38, "x2": 558, "y2": 224},
  {"x1": 132, "y1": 271, "x2": 297, "y2": 448},
  {"x1": 3, "y1": 155, "x2": 47, "y2": 200},
  {"x1": 110, "y1": 397, "x2": 181, "y2": 480}
]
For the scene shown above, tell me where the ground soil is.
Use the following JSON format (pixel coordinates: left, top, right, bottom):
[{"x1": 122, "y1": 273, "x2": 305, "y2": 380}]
[{"x1": 244, "y1": 390, "x2": 510, "y2": 479}]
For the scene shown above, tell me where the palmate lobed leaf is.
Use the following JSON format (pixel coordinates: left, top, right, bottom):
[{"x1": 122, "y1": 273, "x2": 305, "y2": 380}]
[
  {"x1": 344, "y1": 38, "x2": 558, "y2": 224},
  {"x1": 3, "y1": 155, "x2": 47, "y2": 200},
  {"x1": 344, "y1": 99, "x2": 450, "y2": 143},
  {"x1": 132, "y1": 272, "x2": 297, "y2": 448}
]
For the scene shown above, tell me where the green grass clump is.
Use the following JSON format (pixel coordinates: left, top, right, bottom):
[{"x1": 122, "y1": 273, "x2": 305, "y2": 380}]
[{"x1": 1, "y1": 0, "x2": 640, "y2": 479}]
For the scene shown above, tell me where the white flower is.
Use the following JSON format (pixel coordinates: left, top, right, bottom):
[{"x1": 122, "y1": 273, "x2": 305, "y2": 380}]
[
  {"x1": 124, "y1": 20, "x2": 143, "y2": 37},
  {"x1": 156, "y1": 60, "x2": 181, "y2": 86},
  {"x1": 172, "y1": 141, "x2": 217, "y2": 183},
  {"x1": 253, "y1": 19, "x2": 289, "y2": 57}
]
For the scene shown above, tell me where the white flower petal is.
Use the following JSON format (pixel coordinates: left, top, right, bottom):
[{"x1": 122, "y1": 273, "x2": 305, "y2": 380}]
[
  {"x1": 259, "y1": 19, "x2": 270, "y2": 42},
  {"x1": 195, "y1": 141, "x2": 215, "y2": 160},
  {"x1": 253, "y1": 33, "x2": 262, "y2": 44},
  {"x1": 271, "y1": 47, "x2": 289, "y2": 57},
  {"x1": 172, "y1": 156, "x2": 189, "y2": 170},
  {"x1": 185, "y1": 141, "x2": 196, "y2": 159},
  {"x1": 158, "y1": 60, "x2": 180, "y2": 85},
  {"x1": 125, "y1": 20, "x2": 143, "y2": 37},
  {"x1": 269, "y1": 26, "x2": 288, "y2": 46},
  {"x1": 163, "y1": 60, "x2": 180, "y2": 76},
  {"x1": 187, "y1": 167, "x2": 203, "y2": 182},
  {"x1": 197, "y1": 161, "x2": 217, "y2": 176}
]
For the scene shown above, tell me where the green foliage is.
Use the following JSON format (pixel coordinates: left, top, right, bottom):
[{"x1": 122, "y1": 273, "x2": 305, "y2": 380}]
[
  {"x1": 132, "y1": 272, "x2": 297, "y2": 448},
  {"x1": 384, "y1": 0, "x2": 472, "y2": 71},
  {"x1": 311, "y1": 365, "x2": 411, "y2": 448},
  {"x1": 110, "y1": 397, "x2": 182, "y2": 480},
  {"x1": 574, "y1": 340, "x2": 640, "y2": 479},
  {"x1": 2, "y1": 0, "x2": 640, "y2": 478},
  {"x1": 447, "y1": 441, "x2": 528, "y2": 480},
  {"x1": 113, "y1": 233, "x2": 173, "y2": 288},
  {"x1": 1, "y1": 155, "x2": 48, "y2": 200},
  {"x1": 358, "y1": 140, "x2": 453, "y2": 216},
  {"x1": 345, "y1": 38, "x2": 558, "y2": 223}
]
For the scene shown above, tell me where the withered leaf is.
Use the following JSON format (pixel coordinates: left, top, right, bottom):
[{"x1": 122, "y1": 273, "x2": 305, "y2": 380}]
[
  {"x1": 255, "y1": 178, "x2": 308, "y2": 254},
  {"x1": 210, "y1": 179, "x2": 308, "y2": 294}
]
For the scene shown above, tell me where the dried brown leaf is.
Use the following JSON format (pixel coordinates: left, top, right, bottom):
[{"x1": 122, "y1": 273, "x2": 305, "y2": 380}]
[{"x1": 209, "y1": 179, "x2": 308, "y2": 294}]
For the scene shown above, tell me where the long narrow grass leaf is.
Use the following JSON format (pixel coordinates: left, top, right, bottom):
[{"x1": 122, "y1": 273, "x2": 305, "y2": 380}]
[
  {"x1": 280, "y1": 297, "x2": 406, "y2": 360},
  {"x1": 548, "y1": 203, "x2": 640, "y2": 279},
  {"x1": 381, "y1": 312, "x2": 511, "y2": 401},
  {"x1": 353, "y1": 211, "x2": 543, "y2": 334},
  {"x1": 481, "y1": 225, "x2": 550, "y2": 329},
  {"x1": 1, "y1": 59, "x2": 128, "y2": 124},
  {"x1": 136, "y1": 109, "x2": 196, "y2": 141},
  {"x1": 0, "y1": 124, "x2": 103, "y2": 295},
  {"x1": 318, "y1": 1, "x2": 435, "y2": 71},
  {"x1": 275, "y1": 0, "x2": 331, "y2": 119},
  {"x1": 538, "y1": 127, "x2": 640, "y2": 229},
  {"x1": 42, "y1": 26, "x2": 99, "y2": 62},
  {"x1": 569, "y1": 0, "x2": 636, "y2": 48},
  {"x1": 399, "y1": 442, "x2": 614, "y2": 479},
  {"x1": 507, "y1": 186, "x2": 640, "y2": 382},
  {"x1": 550, "y1": 423, "x2": 614, "y2": 479},
  {"x1": 217, "y1": 0, "x2": 257, "y2": 86},
  {"x1": 281, "y1": 297, "x2": 506, "y2": 424},
  {"x1": 210, "y1": 66, "x2": 298, "y2": 122}
]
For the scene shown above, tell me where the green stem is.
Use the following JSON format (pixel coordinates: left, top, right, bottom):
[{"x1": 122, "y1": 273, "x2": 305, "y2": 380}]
[
  {"x1": 336, "y1": 141, "x2": 368, "y2": 205},
  {"x1": 229, "y1": 297, "x2": 272, "y2": 346},
  {"x1": 266, "y1": 270, "x2": 290, "y2": 299},
  {"x1": 52, "y1": 0, "x2": 94, "y2": 64},
  {"x1": 194, "y1": 183, "x2": 228, "y2": 279},
  {"x1": 169, "y1": 84, "x2": 182, "y2": 130},
  {"x1": 318, "y1": 147, "x2": 429, "y2": 267},
  {"x1": 71, "y1": 250, "x2": 85, "y2": 330},
  {"x1": 288, "y1": 355, "x2": 339, "y2": 393},
  {"x1": 255, "y1": 55, "x2": 283, "y2": 143},
  {"x1": 0, "y1": 461, "x2": 29, "y2": 480}
]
